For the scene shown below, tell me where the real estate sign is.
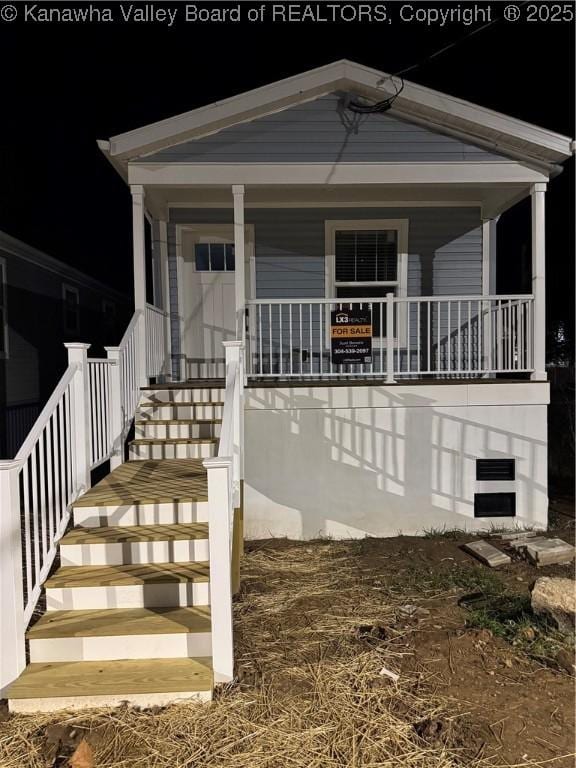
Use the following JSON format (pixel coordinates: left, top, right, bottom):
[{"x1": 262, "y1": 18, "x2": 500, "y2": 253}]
[{"x1": 330, "y1": 308, "x2": 372, "y2": 365}]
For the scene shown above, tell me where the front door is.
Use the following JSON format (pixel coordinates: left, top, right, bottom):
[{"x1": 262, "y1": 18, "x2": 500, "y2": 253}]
[{"x1": 181, "y1": 225, "x2": 252, "y2": 379}]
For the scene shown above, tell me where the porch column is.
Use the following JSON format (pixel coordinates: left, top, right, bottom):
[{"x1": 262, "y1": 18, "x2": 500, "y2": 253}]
[
  {"x1": 158, "y1": 219, "x2": 172, "y2": 380},
  {"x1": 131, "y1": 184, "x2": 148, "y2": 387},
  {"x1": 232, "y1": 185, "x2": 246, "y2": 341},
  {"x1": 481, "y1": 217, "x2": 498, "y2": 375},
  {"x1": 531, "y1": 183, "x2": 547, "y2": 380}
]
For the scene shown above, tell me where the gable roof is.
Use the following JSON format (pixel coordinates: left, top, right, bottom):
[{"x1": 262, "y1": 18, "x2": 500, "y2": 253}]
[{"x1": 99, "y1": 60, "x2": 574, "y2": 174}]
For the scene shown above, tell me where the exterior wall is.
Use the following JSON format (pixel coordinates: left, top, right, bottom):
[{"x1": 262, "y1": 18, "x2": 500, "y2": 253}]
[
  {"x1": 0, "y1": 242, "x2": 131, "y2": 457},
  {"x1": 244, "y1": 382, "x2": 549, "y2": 539},
  {"x1": 142, "y1": 94, "x2": 508, "y2": 164},
  {"x1": 170, "y1": 206, "x2": 482, "y2": 299},
  {"x1": 170, "y1": 207, "x2": 482, "y2": 375}
]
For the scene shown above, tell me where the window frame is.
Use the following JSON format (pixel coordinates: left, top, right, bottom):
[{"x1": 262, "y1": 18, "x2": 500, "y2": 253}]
[
  {"x1": 325, "y1": 219, "x2": 409, "y2": 344},
  {"x1": 62, "y1": 284, "x2": 80, "y2": 335},
  {"x1": 193, "y1": 242, "x2": 236, "y2": 273},
  {"x1": 0, "y1": 258, "x2": 8, "y2": 359}
]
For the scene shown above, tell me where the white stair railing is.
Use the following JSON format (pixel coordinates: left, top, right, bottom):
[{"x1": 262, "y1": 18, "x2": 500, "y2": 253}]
[
  {"x1": 145, "y1": 303, "x2": 170, "y2": 380},
  {"x1": 203, "y1": 341, "x2": 244, "y2": 683},
  {"x1": 0, "y1": 310, "x2": 147, "y2": 696}
]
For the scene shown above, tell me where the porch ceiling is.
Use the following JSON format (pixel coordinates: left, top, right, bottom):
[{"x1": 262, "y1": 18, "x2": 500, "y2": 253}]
[{"x1": 144, "y1": 182, "x2": 532, "y2": 220}]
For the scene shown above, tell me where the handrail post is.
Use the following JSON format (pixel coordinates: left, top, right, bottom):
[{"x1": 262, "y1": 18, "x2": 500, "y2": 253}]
[
  {"x1": 385, "y1": 293, "x2": 395, "y2": 384},
  {"x1": 64, "y1": 343, "x2": 91, "y2": 494},
  {"x1": 0, "y1": 460, "x2": 26, "y2": 696},
  {"x1": 223, "y1": 341, "x2": 244, "y2": 497},
  {"x1": 203, "y1": 457, "x2": 234, "y2": 682},
  {"x1": 105, "y1": 346, "x2": 123, "y2": 469}
]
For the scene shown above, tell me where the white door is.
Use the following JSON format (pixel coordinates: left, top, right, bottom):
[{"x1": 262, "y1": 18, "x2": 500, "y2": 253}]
[{"x1": 181, "y1": 225, "x2": 252, "y2": 379}]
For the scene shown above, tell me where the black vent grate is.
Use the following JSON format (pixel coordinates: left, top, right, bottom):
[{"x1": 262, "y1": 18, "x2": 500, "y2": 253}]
[
  {"x1": 474, "y1": 492, "x2": 516, "y2": 518},
  {"x1": 476, "y1": 459, "x2": 515, "y2": 481}
]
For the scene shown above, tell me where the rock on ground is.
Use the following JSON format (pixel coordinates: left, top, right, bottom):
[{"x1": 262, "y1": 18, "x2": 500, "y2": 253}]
[{"x1": 531, "y1": 577, "x2": 576, "y2": 633}]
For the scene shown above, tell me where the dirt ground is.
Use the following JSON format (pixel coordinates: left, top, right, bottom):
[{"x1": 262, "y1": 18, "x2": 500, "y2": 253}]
[
  {"x1": 235, "y1": 501, "x2": 575, "y2": 767},
  {"x1": 0, "y1": 498, "x2": 574, "y2": 767}
]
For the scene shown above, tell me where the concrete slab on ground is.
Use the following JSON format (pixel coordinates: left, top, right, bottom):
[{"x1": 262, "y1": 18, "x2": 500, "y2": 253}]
[
  {"x1": 498, "y1": 531, "x2": 538, "y2": 541},
  {"x1": 525, "y1": 539, "x2": 575, "y2": 567},
  {"x1": 463, "y1": 540, "x2": 511, "y2": 567}
]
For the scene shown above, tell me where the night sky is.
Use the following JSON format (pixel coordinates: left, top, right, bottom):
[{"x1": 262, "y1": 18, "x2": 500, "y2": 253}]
[{"x1": 0, "y1": 2, "x2": 573, "y2": 346}]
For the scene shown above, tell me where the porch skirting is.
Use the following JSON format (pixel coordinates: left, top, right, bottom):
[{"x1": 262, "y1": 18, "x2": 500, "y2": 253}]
[{"x1": 243, "y1": 381, "x2": 549, "y2": 539}]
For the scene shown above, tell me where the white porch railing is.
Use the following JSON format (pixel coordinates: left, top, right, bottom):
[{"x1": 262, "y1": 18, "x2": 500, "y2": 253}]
[
  {"x1": 145, "y1": 303, "x2": 170, "y2": 380},
  {"x1": 246, "y1": 294, "x2": 534, "y2": 380},
  {"x1": 0, "y1": 306, "x2": 170, "y2": 696},
  {"x1": 203, "y1": 341, "x2": 244, "y2": 683}
]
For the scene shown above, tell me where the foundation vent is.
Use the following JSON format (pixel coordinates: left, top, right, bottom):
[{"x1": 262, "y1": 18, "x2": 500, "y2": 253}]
[
  {"x1": 476, "y1": 459, "x2": 515, "y2": 481},
  {"x1": 474, "y1": 492, "x2": 516, "y2": 518}
]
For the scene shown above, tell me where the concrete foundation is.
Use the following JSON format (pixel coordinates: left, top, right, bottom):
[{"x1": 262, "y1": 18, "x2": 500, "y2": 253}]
[{"x1": 244, "y1": 381, "x2": 549, "y2": 539}]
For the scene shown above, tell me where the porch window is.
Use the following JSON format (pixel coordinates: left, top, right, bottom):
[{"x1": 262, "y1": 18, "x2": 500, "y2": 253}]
[
  {"x1": 195, "y1": 243, "x2": 235, "y2": 272},
  {"x1": 62, "y1": 284, "x2": 80, "y2": 334}
]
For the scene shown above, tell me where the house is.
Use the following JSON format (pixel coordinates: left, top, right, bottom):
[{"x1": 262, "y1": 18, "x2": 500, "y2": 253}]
[
  {"x1": 0, "y1": 230, "x2": 131, "y2": 457},
  {"x1": 2, "y1": 61, "x2": 573, "y2": 712}
]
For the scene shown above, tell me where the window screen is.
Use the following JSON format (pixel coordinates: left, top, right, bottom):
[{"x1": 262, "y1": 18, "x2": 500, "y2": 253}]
[
  {"x1": 335, "y1": 230, "x2": 397, "y2": 283},
  {"x1": 195, "y1": 243, "x2": 235, "y2": 272}
]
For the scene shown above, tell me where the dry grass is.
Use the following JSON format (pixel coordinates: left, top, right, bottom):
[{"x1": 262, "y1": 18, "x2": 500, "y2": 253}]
[{"x1": 0, "y1": 540, "x2": 521, "y2": 767}]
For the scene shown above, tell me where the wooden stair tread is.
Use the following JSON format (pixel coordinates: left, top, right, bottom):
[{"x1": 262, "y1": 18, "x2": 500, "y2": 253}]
[
  {"x1": 73, "y1": 459, "x2": 208, "y2": 507},
  {"x1": 141, "y1": 380, "x2": 224, "y2": 390},
  {"x1": 141, "y1": 401, "x2": 224, "y2": 406},
  {"x1": 130, "y1": 438, "x2": 217, "y2": 445},
  {"x1": 27, "y1": 607, "x2": 211, "y2": 640},
  {"x1": 46, "y1": 562, "x2": 210, "y2": 588},
  {"x1": 61, "y1": 523, "x2": 209, "y2": 545},
  {"x1": 8, "y1": 657, "x2": 213, "y2": 699},
  {"x1": 135, "y1": 418, "x2": 222, "y2": 424}
]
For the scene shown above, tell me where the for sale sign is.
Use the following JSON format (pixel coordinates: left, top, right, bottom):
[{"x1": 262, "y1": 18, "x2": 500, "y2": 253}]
[{"x1": 330, "y1": 308, "x2": 372, "y2": 365}]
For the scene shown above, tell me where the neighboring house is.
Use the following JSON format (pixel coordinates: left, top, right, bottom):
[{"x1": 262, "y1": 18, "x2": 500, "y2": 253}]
[
  {"x1": 0, "y1": 230, "x2": 131, "y2": 457},
  {"x1": 3, "y1": 61, "x2": 574, "y2": 711}
]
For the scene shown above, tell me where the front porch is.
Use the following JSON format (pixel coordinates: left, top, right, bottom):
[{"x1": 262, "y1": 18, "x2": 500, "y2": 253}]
[{"x1": 133, "y1": 181, "x2": 547, "y2": 387}]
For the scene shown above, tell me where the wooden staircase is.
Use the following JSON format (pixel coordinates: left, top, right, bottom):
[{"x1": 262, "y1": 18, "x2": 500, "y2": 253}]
[{"x1": 7, "y1": 382, "x2": 226, "y2": 713}]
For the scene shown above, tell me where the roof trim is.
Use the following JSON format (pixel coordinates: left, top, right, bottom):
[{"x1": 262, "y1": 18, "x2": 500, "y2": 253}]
[
  {"x1": 0, "y1": 230, "x2": 129, "y2": 302},
  {"x1": 101, "y1": 60, "x2": 574, "y2": 169}
]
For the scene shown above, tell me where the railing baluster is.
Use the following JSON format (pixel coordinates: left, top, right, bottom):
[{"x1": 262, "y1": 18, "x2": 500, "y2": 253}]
[
  {"x1": 288, "y1": 304, "x2": 293, "y2": 376},
  {"x1": 22, "y1": 460, "x2": 32, "y2": 601},
  {"x1": 46, "y1": 418, "x2": 54, "y2": 546},
  {"x1": 477, "y1": 300, "x2": 482, "y2": 374},
  {"x1": 309, "y1": 303, "x2": 313, "y2": 375},
  {"x1": 258, "y1": 304, "x2": 263, "y2": 375},
  {"x1": 268, "y1": 304, "x2": 272, "y2": 375}
]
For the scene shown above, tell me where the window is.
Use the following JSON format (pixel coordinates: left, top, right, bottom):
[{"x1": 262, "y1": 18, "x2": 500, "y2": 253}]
[
  {"x1": 62, "y1": 285, "x2": 80, "y2": 334},
  {"x1": 326, "y1": 220, "x2": 408, "y2": 339},
  {"x1": 0, "y1": 258, "x2": 8, "y2": 358},
  {"x1": 335, "y1": 230, "x2": 398, "y2": 283},
  {"x1": 474, "y1": 493, "x2": 516, "y2": 518},
  {"x1": 195, "y1": 243, "x2": 235, "y2": 272}
]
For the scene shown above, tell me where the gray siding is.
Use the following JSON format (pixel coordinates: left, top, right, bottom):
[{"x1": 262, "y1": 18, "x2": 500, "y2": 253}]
[
  {"x1": 169, "y1": 206, "x2": 482, "y2": 299},
  {"x1": 142, "y1": 93, "x2": 507, "y2": 164}
]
